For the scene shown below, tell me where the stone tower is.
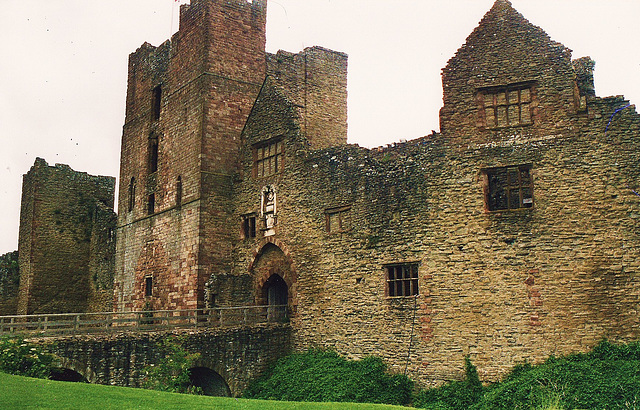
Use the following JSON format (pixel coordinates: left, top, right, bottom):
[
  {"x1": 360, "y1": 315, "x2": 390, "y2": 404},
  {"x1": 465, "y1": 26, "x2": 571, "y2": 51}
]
[
  {"x1": 18, "y1": 158, "x2": 116, "y2": 314},
  {"x1": 114, "y1": 0, "x2": 268, "y2": 312}
]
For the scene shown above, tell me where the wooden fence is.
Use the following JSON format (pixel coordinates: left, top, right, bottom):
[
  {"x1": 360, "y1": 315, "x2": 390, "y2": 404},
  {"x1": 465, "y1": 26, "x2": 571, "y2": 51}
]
[{"x1": 0, "y1": 305, "x2": 288, "y2": 336}]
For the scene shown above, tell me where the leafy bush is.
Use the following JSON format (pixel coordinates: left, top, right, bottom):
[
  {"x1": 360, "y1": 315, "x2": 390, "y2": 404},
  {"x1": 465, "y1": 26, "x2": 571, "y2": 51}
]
[
  {"x1": 414, "y1": 356, "x2": 483, "y2": 409},
  {"x1": 476, "y1": 340, "x2": 640, "y2": 410},
  {"x1": 0, "y1": 336, "x2": 59, "y2": 379},
  {"x1": 243, "y1": 349, "x2": 413, "y2": 405},
  {"x1": 142, "y1": 336, "x2": 202, "y2": 394}
]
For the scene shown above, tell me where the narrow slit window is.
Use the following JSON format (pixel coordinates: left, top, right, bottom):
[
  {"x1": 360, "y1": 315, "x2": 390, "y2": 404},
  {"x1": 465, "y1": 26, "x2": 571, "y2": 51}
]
[
  {"x1": 176, "y1": 176, "x2": 183, "y2": 207},
  {"x1": 128, "y1": 177, "x2": 136, "y2": 212},
  {"x1": 149, "y1": 137, "x2": 159, "y2": 173},
  {"x1": 152, "y1": 85, "x2": 162, "y2": 121},
  {"x1": 147, "y1": 193, "x2": 155, "y2": 215},
  {"x1": 145, "y1": 276, "x2": 153, "y2": 297}
]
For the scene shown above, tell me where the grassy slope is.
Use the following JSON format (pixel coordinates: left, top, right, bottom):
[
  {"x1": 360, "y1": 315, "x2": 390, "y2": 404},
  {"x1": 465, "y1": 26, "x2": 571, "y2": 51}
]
[{"x1": 0, "y1": 372, "x2": 407, "y2": 410}]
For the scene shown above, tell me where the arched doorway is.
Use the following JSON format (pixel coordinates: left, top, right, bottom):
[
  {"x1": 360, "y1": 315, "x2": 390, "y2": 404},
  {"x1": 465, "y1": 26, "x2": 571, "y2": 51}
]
[
  {"x1": 251, "y1": 242, "x2": 296, "y2": 321},
  {"x1": 189, "y1": 367, "x2": 231, "y2": 397},
  {"x1": 263, "y1": 274, "x2": 288, "y2": 321}
]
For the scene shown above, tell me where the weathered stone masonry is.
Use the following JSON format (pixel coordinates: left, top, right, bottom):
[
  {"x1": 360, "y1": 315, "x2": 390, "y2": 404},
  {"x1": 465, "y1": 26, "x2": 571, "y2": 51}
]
[
  {"x1": 13, "y1": 0, "x2": 640, "y2": 392},
  {"x1": 231, "y1": 0, "x2": 640, "y2": 386},
  {"x1": 17, "y1": 158, "x2": 116, "y2": 314}
]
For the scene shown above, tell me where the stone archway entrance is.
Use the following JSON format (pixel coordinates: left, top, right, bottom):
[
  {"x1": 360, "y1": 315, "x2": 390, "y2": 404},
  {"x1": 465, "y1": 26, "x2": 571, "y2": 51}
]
[{"x1": 251, "y1": 242, "x2": 296, "y2": 321}]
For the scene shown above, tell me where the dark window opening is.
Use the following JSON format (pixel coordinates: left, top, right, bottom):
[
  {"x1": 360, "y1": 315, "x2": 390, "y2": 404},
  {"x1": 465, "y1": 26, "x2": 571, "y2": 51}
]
[
  {"x1": 149, "y1": 137, "x2": 159, "y2": 173},
  {"x1": 128, "y1": 177, "x2": 136, "y2": 212},
  {"x1": 485, "y1": 165, "x2": 533, "y2": 211},
  {"x1": 254, "y1": 139, "x2": 283, "y2": 178},
  {"x1": 325, "y1": 206, "x2": 351, "y2": 233},
  {"x1": 152, "y1": 85, "x2": 162, "y2": 121},
  {"x1": 243, "y1": 215, "x2": 256, "y2": 238},
  {"x1": 481, "y1": 84, "x2": 533, "y2": 128},
  {"x1": 386, "y1": 264, "x2": 419, "y2": 297},
  {"x1": 147, "y1": 194, "x2": 155, "y2": 215},
  {"x1": 144, "y1": 276, "x2": 153, "y2": 297},
  {"x1": 176, "y1": 176, "x2": 183, "y2": 207}
]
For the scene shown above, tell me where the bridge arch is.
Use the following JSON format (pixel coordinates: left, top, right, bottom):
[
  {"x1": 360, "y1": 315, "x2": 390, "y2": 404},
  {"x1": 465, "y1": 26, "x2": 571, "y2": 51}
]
[
  {"x1": 53, "y1": 357, "x2": 96, "y2": 383},
  {"x1": 188, "y1": 366, "x2": 231, "y2": 396}
]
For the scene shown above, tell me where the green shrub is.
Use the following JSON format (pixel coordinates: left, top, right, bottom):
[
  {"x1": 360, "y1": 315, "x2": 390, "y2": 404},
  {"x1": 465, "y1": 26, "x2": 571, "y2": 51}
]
[
  {"x1": 476, "y1": 340, "x2": 640, "y2": 410},
  {"x1": 414, "y1": 356, "x2": 483, "y2": 409},
  {"x1": 243, "y1": 349, "x2": 413, "y2": 405},
  {"x1": 142, "y1": 336, "x2": 202, "y2": 394},
  {"x1": 0, "y1": 336, "x2": 59, "y2": 379}
]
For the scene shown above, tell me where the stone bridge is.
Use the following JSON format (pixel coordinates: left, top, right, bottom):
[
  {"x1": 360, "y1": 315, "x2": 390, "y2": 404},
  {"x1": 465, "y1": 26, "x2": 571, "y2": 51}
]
[{"x1": 2, "y1": 307, "x2": 292, "y2": 396}]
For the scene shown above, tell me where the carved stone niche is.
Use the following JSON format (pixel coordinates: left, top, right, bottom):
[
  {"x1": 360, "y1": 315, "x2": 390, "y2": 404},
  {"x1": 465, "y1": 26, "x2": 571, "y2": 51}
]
[{"x1": 260, "y1": 185, "x2": 277, "y2": 236}]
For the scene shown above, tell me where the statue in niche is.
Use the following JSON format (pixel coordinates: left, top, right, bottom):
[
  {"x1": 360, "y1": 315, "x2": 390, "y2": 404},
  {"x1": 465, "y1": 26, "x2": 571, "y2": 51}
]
[{"x1": 261, "y1": 185, "x2": 277, "y2": 236}]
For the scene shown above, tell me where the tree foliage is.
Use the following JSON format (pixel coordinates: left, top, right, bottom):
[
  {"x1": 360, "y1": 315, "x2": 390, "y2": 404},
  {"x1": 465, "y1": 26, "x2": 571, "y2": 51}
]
[
  {"x1": 0, "y1": 336, "x2": 59, "y2": 379},
  {"x1": 142, "y1": 336, "x2": 202, "y2": 395},
  {"x1": 243, "y1": 349, "x2": 413, "y2": 405},
  {"x1": 0, "y1": 251, "x2": 19, "y2": 298}
]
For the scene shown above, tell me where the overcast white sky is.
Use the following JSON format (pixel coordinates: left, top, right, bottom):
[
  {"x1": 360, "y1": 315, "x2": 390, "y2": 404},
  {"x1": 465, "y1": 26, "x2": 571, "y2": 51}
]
[{"x1": 1, "y1": 0, "x2": 639, "y2": 254}]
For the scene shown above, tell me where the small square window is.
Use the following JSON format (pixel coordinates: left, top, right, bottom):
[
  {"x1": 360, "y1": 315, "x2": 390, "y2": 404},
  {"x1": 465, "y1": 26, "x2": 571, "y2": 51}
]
[
  {"x1": 480, "y1": 84, "x2": 533, "y2": 129},
  {"x1": 386, "y1": 264, "x2": 419, "y2": 297},
  {"x1": 484, "y1": 165, "x2": 534, "y2": 211},
  {"x1": 325, "y1": 206, "x2": 351, "y2": 233}
]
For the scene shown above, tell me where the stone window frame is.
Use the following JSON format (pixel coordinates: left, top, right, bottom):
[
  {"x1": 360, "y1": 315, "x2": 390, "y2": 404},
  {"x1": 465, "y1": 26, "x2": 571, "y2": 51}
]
[
  {"x1": 482, "y1": 164, "x2": 534, "y2": 212},
  {"x1": 253, "y1": 138, "x2": 284, "y2": 178},
  {"x1": 384, "y1": 263, "x2": 419, "y2": 298},
  {"x1": 151, "y1": 85, "x2": 162, "y2": 121},
  {"x1": 325, "y1": 205, "x2": 351, "y2": 233},
  {"x1": 127, "y1": 177, "x2": 136, "y2": 212},
  {"x1": 144, "y1": 275, "x2": 153, "y2": 297},
  {"x1": 479, "y1": 82, "x2": 535, "y2": 129},
  {"x1": 176, "y1": 176, "x2": 183, "y2": 207},
  {"x1": 242, "y1": 213, "x2": 257, "y2": 239},
  {"x1": 147, "y1": 193, "x2": 155, "y2": 215},
  {"x1": 148, "y1": 135, "x2": 159, "y2": 174}
]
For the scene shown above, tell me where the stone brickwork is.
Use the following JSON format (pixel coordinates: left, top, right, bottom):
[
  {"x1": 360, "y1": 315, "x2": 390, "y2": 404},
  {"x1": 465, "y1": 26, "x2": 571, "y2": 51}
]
[
  {"x1": 36, "y1": 324, "x2": 291, "y2": 396},
  {"x1": 114, "y1": 0, "x2": 348, "y2": 314},
  {"x1": 0, "y1": 251, "x2": 19, "y2": 315},
  {"x1": 17, "y1": 158, "x2": 116, "y2": 314},
  {"x1": 112, "y1": 0, "x2": 640, "y2": 390}
]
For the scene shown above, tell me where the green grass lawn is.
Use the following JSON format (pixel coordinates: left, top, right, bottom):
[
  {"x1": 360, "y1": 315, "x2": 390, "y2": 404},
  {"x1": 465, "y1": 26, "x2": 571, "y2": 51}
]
[{"x1": 0, "y1": 372, "x2": 407, "y2": 409}]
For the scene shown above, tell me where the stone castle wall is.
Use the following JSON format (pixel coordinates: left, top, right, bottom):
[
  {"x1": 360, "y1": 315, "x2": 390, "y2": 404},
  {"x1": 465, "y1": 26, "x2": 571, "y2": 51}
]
[
  {"x1": 230, "y1": 0, "x2": 640, "y2": 386},
  {"x1": 17, "y1": 158, "x2": 116, "y2": 314},
  {"x1": 14, "y1": 0, "x2": 631, "y2": 391}
]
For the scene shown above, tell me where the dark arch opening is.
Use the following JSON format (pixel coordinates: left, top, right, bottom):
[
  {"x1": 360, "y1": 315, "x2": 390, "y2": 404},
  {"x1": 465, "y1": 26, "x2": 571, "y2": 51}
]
[
  {"x1": 189, "y1": 367, "x2": 230, "y2": 397},
  {"x1": 50, "y1": 368, "x2": 88, "y2": 383},
  {"x1": 262, "y1": 274, "x2": 288, "y2": 321}
]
